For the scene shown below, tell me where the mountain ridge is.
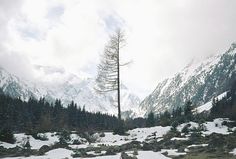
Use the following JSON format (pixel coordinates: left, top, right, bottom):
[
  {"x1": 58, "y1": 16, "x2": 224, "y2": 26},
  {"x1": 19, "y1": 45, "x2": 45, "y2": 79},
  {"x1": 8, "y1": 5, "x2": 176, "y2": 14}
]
[
  {"x1": 140, "y1": 43, "x2": 236, "y2": 115},
  {"x1": 0, "y1": 66, "x2": 141, "y2": 118}
]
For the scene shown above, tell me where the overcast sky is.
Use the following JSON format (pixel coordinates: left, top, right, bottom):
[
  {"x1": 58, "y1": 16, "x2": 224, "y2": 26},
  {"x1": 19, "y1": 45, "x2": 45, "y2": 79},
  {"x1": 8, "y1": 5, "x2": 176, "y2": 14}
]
[{"x1": 0, "y1": 0, "x2": 236, "y2": 99}]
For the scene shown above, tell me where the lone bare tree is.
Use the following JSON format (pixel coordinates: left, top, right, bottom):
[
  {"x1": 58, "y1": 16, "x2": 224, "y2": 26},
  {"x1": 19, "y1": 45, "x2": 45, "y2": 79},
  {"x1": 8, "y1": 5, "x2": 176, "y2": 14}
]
[{"x1": 95, "y1": 29, "x2": 126, "y2": 122}]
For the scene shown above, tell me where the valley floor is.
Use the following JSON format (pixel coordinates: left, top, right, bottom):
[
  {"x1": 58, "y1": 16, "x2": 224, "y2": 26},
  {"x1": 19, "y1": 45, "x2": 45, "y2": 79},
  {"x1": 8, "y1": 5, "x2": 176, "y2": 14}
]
[{"x1": 1, "y1": 118, "x2": 236, "y2": 159}]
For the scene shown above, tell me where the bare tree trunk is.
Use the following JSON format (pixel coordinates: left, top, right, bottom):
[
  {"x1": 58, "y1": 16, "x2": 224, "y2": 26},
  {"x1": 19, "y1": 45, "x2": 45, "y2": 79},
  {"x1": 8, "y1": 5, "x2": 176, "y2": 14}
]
[
  {"x1": 117, "y1": 31, "x2": 121, "y2": 121},
  {"x1": 95, "y1": 29, "x2": 125, "y2": 122}
]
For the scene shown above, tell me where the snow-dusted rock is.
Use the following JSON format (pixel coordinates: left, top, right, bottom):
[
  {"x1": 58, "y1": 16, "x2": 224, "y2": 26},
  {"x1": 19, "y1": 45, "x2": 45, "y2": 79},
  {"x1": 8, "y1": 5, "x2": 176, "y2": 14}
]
[{"x1": 140, "y1": 43, "x2": 236, "y2": 115}]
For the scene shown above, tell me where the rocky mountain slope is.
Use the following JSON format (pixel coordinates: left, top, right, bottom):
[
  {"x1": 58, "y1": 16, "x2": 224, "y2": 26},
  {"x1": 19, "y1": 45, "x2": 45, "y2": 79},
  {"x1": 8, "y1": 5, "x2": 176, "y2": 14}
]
[
  {"x1": 140, "y1": 43, "x2": 236, "y2": 114},
  {"x1": 0, "y1": 66, "x2": 141, "y2": 117}
]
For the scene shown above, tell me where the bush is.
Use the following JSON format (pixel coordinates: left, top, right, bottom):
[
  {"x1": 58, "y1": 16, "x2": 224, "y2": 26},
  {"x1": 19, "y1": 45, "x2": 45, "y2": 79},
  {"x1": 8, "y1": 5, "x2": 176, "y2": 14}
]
[
  {"x1": 133, "y1": 149, "x2": 138, "y2": 155},
  {"x1": 189, "y1": 132, "x2": 202, "y2": 144},
  {"x1": 120, "y1": 141, "x2": 142, "y2": 151},
  {"x1": 0, "y1": 128, "x2": 15, "y2": 144},
  {"x1": 208, "y1": 133, "x2": 225, "y2": 149},
  {"x1": 121, "y1": 152, "x2": 137, "y2": 159},
  {"x1": 181, "y1": 124, "x2": 190, "y2": 134},
  {"x1": 163, "y1": 129, "x2": 181, "y2": 140},
  {"x1": 72, "y1": 149, "x2": 87, "y2": 158},
  {"x1": 171, "y1": 121, "x2": 179, "y2": 131},
  {"x1": 23, "y1": 137, "x2": 31, "y2": 150},
  {"x1": 81, "y1": 132, "x2": 98, "y2": 143},
  {"x1": 106, "y1": 147, "x2": 116, "y2": 155},
  {"x1": 72, "y1": 139, "x2": 82, "y2": 145},
  {"x1": 32, "y1": 133, "x2": 48, "y2": 141},
  {"x1": 198, "y1": 123, "x2": 206, "y2": 131},
  {"x1": 99, "y1": 132, "x2": 105, "y2": 137},
  {"x1": 58, "y1": 130, "x2": 71, "y2": 145},
  {"x1": 38, "y1": 145, "x2": 50, "y2": 155},
  {"x1": 142, "y1": 143, "x2": 153, "y2": 150},
  {"x1": 222, "y1": 121, "x2": 236, "y2": 128},
  {"x1": 113, "y1": 122, "x2": 126, "y2": 135}
]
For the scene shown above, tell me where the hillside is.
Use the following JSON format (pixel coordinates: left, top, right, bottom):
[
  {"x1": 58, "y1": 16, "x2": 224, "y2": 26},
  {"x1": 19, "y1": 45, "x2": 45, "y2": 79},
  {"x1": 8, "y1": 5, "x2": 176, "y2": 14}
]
[{"x1": 140, "y1": 43, "x2": 236, "y2": 114}]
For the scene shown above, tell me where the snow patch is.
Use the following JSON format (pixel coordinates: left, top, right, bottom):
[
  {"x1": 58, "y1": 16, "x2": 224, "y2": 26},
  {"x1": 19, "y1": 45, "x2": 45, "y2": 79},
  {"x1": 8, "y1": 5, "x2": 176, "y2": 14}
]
[
  {"x1": 171, "y1": 137, "x2": 189, "y2": 141},
  {"x1": 95, "y1": 126, "x2": 171, "y2": 146},
  {"x1": 203, "y1": 118, "x2": 232, "y2": 135},
  {"x1": 137, "y1": 151, "x2": 171, "y2": 159},
  {"x1": 195, "y1": 91, "x2": 228, "y2": 113},
  {"x1": 177, "y1": 122, "x2": 199, "y2": 132},
  {"x1": 0, "y1": 132, "x2": 59, "y2": 150},
  {"x1": 161, "y1": 149, "x2": 187, "y2": 156},
  {"x1": 230, "y1": 148, "x2": 236, "y2": 155}
]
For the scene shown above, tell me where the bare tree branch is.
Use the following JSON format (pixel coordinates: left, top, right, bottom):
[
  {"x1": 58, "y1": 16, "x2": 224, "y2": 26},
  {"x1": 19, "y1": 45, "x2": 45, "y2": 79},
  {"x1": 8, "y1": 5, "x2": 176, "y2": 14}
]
[
  {"x1": 94, "y1": 28, "x2": 126, "y2": 121},
  {"x1": 120, "y1": 60, "x2": 133, "y2": 66}
]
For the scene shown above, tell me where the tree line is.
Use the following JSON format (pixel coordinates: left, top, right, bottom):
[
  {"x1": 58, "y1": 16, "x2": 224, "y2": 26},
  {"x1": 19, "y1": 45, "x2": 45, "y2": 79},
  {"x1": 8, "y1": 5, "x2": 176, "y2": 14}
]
[
  {"x1": 144, "y1": 100, "x2": 196, "y2": 128},
  {"x1": 0, "y1": 89, "x2": 119, "y2": 134}
]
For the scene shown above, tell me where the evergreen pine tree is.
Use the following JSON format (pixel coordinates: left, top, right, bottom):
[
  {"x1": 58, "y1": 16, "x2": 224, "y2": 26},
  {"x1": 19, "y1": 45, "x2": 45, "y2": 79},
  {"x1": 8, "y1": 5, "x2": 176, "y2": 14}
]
[{"x1": 146, "y1": 111, "x2": 155, "y2": 127}]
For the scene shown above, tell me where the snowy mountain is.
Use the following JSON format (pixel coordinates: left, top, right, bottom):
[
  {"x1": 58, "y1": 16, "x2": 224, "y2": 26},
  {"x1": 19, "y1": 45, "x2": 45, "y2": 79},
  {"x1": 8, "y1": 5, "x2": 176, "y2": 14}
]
[
  {"x1": 0, "y1": 66, "x2": 141, "y2": 118},
  {"x1": 140, "y1": 43, "x2": 236, "y2": 115},
  {"x1": 0, "y1": 67, "x2": 39, "y2": 100}
]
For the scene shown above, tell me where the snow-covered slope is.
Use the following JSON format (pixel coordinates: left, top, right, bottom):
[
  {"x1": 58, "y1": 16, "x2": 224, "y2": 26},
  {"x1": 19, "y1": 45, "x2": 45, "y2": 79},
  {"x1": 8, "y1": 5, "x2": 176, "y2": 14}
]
[
  {"x1": 0, "y1": 66, "x2": 140, "y2": 117},
  {"x1": 140, "y1": 43, "x2": 236, "y2": 115},
  {"x1": 0, "y1": 67, "x2": 39, "y2": 100},
  {"x1": 194, "y1": 91, "x2": 227, "y2": 113}
]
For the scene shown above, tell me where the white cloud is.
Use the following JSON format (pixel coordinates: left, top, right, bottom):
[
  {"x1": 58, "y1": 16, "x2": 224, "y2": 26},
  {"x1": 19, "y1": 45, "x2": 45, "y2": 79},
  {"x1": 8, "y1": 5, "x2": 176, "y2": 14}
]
[{"x1": 0, "y1": 0, "x2": 236, "y2": 99}]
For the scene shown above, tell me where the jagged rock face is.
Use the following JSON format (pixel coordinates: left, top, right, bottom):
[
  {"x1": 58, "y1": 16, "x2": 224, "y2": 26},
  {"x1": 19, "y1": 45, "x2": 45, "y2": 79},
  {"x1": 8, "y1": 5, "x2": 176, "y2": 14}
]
[
  {"x1": 0, "y1": 68, "x2": 37, "y2": 100},
  {"x1": 0, "y1": 66, "x2": 141, "y2": 118},
  {"x1": 140, "y1": 43, "x2": 236, "y2": 114}
]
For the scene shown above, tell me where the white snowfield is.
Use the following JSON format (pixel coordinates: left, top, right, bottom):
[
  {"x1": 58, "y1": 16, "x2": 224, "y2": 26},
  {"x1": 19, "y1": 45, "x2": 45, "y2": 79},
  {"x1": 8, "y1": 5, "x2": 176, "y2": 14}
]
[
  {"x1": 3, "y1": 148, "x2": 74, "y2": 159},
  {"x1": 85, "y1": 151, "x2": 172, "y2": 159},
  {"x1": 187, "y1": 144, "x2": 208, "y2": 148},
  {"x1": 95, "y1": 126, "x2": 171, "y2": 146},
  {"x1": 170, "y1": 137, "x2": 189, "y2": 141},
  {"x1": 1, "y1": 126, "x2": 172, "y2": 159},
  {"x1": 0, "y1": 132, "x2": 87, "y2": 150},
  {"x1": 202, "y1": 118, "x2": 232, "y2": 135},
  {"x1": 184, "y1": 144, "x2": 209, "y2": 152},
  {"x1": 177, "y1": 118, "x2": 234, "y2": 136},
  {"x1": 177, "y1": 122, "x2": 199, "y2": 132},
  {"x1": 136, "y1": 151, "x2": 171, "y2": 159},
  {"x1": 1, "y1": 119, "x2": 236, "y2": 159},
  {"x1": 0, "y1": 132, "x2": 59, "y2": 149}
]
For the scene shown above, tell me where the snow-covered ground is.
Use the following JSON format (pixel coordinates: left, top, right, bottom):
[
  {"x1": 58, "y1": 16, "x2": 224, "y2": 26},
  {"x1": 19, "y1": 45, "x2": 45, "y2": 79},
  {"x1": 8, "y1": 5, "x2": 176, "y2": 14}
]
[
  {"x1": 128, "y1": 126, "x2": 171, "y2": 142},
  {"x1": 0, "y1": 132, "x2": 87, "y2": 150},
  {"x1": 177, "y1": 122, "x2": 199, "y2": 132},
  {"x1": 202, "y1": 118, "x2": 232, "y2": 135},
  {"x1": 177, "y1": 118, "x2": 234, "y2": 136},
  {"x1": 3, "y1": 150, "x2": 172, "y2": 159},
  {"x1": 92, "y1": 126, "x2": 171, "y2": 147},
  {"x1": 184, "y1": 144, "x2": 209, "y2": 152},
  {"x1": 161, "y1": 149, "x2": 187, "y2": 156},
  {"x1": 187, "y1": 144, "x2": 208, "y2": 148},
  {"x1": 1, "y1": 118, "x2": 236, "y2": 159},
  {"x1": 170, "y1": 137, "x2": 189, "y2": 141},
  {"x1": 3, "y1": 148, "x2": 74, "y2": 159},
  {"x1": 0, "y1": 132, "x2": 59, "y2": 149},
  {"x1": 85, "y1": 151, "x2": 171, "y2": 159}
]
